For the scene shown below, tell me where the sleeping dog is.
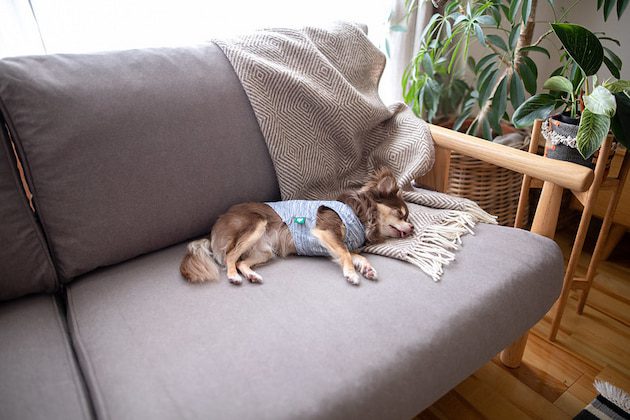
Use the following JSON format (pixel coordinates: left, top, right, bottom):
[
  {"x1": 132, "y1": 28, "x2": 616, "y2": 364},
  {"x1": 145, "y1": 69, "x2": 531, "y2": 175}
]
[{"x1": 180, "y1": 168, "x2": 413, "y2": 286}]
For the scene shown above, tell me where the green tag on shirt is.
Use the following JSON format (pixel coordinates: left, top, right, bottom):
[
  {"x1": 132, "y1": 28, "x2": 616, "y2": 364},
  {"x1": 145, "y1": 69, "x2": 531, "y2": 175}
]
[{"x1": 294, "y1": 217, "x2": 306, "y2": 225}]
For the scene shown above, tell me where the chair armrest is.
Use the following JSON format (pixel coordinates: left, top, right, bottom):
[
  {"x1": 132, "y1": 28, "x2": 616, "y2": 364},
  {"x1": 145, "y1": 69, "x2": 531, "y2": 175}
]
[{"x1": 428, "y1": 124, "x2": 594, "y2": 192}]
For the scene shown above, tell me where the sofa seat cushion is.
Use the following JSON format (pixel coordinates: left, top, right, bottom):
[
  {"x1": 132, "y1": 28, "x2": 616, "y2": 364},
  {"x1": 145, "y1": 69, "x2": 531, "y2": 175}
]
[
  {"x1": 0, "y1": 295, "x2": 92, "y2": 420},
  {"x1": 67, "y1": 224, "x2": 562, "y2": 420}
]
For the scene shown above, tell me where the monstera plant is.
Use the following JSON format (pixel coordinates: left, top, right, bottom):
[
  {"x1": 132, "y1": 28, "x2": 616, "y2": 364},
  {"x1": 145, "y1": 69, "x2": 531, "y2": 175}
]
[{"x1": 512, "y1": 23, "x2": 630, "y2": 161}]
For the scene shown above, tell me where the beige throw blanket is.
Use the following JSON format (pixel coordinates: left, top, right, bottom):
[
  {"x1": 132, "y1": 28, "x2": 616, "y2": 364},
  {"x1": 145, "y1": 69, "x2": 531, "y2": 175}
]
[{"x1": 214, "y1": 22, "x2": 496, "y2": 281}]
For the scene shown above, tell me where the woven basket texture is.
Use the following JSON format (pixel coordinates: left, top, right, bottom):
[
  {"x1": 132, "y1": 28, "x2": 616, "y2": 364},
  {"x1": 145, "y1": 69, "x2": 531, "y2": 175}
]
[{"x1": 447, "y1": 145, "x2": 528, "y2": 227}]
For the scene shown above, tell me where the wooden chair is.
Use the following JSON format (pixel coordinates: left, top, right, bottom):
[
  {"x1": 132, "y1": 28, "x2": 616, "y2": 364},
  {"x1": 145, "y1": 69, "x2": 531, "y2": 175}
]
[
  {"x1": 513, "y1": 119, "x2": 630, "y2": 341},
  {"x1": 428, "y1": 123, "x2": 593, "y2": 366}
]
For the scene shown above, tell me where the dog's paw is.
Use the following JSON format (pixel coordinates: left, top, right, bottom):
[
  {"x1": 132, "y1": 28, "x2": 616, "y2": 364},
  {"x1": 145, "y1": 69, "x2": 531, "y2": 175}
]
[
  {"x1": 345, "y1": 271, "x2": 360, "y2": 286},
  {"x1": 352, "y1": 255, "x2": 378, "y2": 281},
  {"x1": 228, "y1": 274, "x2": 244, "y2": 285},
  {"x1": 246, "y1": 272, "x2": 264, "y2": 284},
  {"x1": 361, "y1": 264, "x2": 378, "y2": 281}
]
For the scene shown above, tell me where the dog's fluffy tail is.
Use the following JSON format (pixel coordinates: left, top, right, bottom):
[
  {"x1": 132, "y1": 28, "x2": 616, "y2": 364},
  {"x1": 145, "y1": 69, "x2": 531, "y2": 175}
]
[{"x1": 180, "y1": 239, "x2": 220, "y2": 283}]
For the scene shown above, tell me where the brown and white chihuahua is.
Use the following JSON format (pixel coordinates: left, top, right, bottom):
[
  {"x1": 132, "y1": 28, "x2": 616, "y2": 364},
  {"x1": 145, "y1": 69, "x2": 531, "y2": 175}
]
[{"x1": 180, "y1": 168, "x2": 413, "y2": 286}]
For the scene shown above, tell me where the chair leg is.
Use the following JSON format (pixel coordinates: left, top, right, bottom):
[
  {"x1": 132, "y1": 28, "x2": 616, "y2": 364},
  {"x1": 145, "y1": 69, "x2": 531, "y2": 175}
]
[
  {"x1": 500, "y1": 332, "x2": 529, "y2": 368},
  {"x1": 577, "y1": 153, "x2": 630, "y2": 314},
  {"x1": 549, "y1": 204, "x2": 593, "y2": 341}
]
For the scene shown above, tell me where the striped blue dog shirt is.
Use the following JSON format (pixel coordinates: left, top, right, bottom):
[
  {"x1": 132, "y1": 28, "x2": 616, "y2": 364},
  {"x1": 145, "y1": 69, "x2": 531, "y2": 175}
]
[{"x1": 265, "y1": 200, "x2": 366, "y2": 256}]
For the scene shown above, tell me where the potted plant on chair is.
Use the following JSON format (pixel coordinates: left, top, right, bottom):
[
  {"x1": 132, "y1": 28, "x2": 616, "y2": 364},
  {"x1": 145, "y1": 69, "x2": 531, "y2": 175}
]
[{"x1": 511, "y1": 23, "x2": 630, "y2": 167}]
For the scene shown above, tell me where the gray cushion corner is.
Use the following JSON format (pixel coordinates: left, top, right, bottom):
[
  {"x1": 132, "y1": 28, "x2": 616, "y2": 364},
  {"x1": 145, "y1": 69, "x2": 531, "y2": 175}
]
[{"x1": 0, "y1": 294, "x2": 92, "y2": 420}]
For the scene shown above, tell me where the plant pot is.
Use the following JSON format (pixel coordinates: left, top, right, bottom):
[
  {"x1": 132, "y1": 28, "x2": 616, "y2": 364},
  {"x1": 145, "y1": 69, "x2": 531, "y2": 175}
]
[{"x1": 542, "y1": 114, "x2": 595, "y2": 169}]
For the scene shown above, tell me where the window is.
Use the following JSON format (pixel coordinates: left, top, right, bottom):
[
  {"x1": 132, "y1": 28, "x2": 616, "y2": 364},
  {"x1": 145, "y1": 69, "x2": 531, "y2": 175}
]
[{"x1": 2, "y1": 0, "x2": 388, "y2": 57}]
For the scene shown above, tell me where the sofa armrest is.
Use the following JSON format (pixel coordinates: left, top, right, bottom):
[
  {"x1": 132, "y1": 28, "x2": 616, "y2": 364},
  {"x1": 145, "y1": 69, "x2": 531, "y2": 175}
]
[
  {"x1": 428, "y1": 124, "x2": 593, "y2": 192},
  {"x1": 427, "y1": 124, "x2": 586, "y2": 368}
]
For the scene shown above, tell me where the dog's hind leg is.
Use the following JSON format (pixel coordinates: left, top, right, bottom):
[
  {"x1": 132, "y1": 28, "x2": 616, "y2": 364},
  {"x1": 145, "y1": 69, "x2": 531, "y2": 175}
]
[
  {"x1": 237, "y1": 248, "x2": 273, "y2": 284},
  {"x1": 225, "y1": 220, "x2": 267, "y2": 285}
]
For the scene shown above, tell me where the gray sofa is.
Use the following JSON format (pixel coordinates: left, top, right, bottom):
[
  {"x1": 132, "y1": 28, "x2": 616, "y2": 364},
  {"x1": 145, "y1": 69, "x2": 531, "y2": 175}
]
[{"x1": 0, "y1": 39, "x2": 564, "y2": 419}]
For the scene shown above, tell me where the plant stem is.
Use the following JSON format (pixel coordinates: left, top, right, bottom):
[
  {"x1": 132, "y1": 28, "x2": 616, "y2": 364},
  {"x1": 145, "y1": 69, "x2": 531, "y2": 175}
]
[
  {"x1": 515, "y1": 0, "x2": 538, "y2": 62},
  {"x1": 530, "y1": 29, "x2": 553, "y2": 48},
  {"x1": 558, "y1": 0, "x2": 583, "y2": 22}
]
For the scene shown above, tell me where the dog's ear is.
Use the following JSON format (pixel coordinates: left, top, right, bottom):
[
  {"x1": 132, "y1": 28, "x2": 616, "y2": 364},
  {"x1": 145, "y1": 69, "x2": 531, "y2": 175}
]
[{"x1": 372, "y1": 167, "x2": 398, "y2": 197}]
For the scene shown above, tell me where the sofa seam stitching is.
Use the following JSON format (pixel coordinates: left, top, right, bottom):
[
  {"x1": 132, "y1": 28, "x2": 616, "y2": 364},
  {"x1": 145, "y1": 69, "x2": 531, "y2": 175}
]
[
  {"x1": 51, "y1": 295, "x2": 94, "y2": 419},
  {"x1": 66, "y1": 289, "x2": 110, "y2": 420}
]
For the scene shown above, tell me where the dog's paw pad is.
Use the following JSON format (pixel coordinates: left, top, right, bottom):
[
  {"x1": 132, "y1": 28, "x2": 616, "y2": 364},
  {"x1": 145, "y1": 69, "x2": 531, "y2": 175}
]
[
  {"x1": 228, "y1": 274, "x2": 243, "y2": 285},
  {"x1": 362, "y1": 266, "x2": 378, "y2": 280},
  {"x1": 247, "y1": 273, "x2": 264, "y2": 284}
]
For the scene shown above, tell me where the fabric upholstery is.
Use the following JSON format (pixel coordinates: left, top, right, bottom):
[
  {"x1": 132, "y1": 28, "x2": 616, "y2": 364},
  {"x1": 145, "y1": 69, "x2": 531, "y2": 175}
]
[
  {"x1": 0, "y1": 124, "x2": 57, "y2": 300},
  {"x1": 67, "y1": 224, "x2": 563, "y2": 420},
  {"x1": 0, "y1": 294, "x2": 92, "y2": 419},
  {"x1": 0, "y1": 44, "x2": 280, "y2": 280}
]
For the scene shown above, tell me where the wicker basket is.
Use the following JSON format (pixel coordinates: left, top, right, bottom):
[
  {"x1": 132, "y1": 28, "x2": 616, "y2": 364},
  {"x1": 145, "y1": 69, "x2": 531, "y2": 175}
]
[{"x1": 447, "y1": 145, "x2": 528, "y2": 227}]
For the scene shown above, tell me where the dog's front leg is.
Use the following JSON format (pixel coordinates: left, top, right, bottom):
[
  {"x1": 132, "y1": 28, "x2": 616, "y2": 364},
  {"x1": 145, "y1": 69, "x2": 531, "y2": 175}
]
[
  {"x1": 351, "y1": 254, "x2": 378, "y2": 281},
  {"x1": 311, "y1": 228, "x2": 360, "y2": 285}
]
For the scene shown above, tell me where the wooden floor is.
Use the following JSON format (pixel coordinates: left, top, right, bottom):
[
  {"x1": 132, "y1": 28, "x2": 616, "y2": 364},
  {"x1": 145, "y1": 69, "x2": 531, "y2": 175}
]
[{"x1": 416, "y1": 218, "x2": 630, "y2": 419}]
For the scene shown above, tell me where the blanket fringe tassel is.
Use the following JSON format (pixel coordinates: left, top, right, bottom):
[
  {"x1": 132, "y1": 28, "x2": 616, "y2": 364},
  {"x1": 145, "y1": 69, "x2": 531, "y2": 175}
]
[{"x1": 406, "y1": 206, "x2": 497, "y2": 282}]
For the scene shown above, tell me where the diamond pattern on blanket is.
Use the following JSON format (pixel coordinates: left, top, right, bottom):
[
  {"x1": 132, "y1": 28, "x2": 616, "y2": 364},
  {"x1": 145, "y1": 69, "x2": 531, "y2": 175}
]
[{"x1": 213, "y1": 22, "x2": 496, "y2": 280}]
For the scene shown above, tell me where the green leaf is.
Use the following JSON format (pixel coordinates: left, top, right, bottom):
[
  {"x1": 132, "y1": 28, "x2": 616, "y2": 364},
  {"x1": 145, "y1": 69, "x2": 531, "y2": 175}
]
[
  {"x1": 453, "y1": 98, "x2": 476, "y2": 132},
  {"x1": 576, "y1": 109, "x2": 610, "y2": 158},
  {"x1": 492, "y1": 76, "x2": 509, "y2": 128},
  {"x1": 603, "y1": 0, "x2": 615, "y2": 20},
  {"x1": 603, "y1": 56, "x2": 621, "y2": 79},
  {"x1": 487, "y1": 34, "x2": 508, "y2": 51},
  {"x1": 521, "y1": 55, "x2": 538, "y2": 79},
  {"x1": 481, "y1": 116, "x2": 493, "y2": 140},
  {"x1": 509, "y1": 24, "x2": 521, "y2": 50},
  {"x1": 584, "y1": 86, "x2": 617, "y2": 117},
  {"x1": 510, "y1": 73, "x2": 525, "y2": 110},
  {"x1": 551, "y1": 23, "x2": 604, "y2": 76},
  {"x1": 550, "y1": 65, "x2": 565, "y2": 77},
  {"x1": 477, "y1": 15, "x2": 496, "y2": 26},
  {"x1": 474, "y1": 23, "x2": 486, "y2": 46},
  {"x1": 477, "y1": 65, "x2": 497, "y2": 91},
  {"x1": 543, "y1": 76, "x2": 574, "y2": 94},
  {"x1": 522, "y1": 0, "x2": 532, "y2": 23},
  {"x1": 603, "y1": 47, "x2": 622, "y2": 71},
  {"x1": 517, "y1": 61, "x2": 537, "y2": 95},
  {"x1": 611, "y1": 92, "x2": 630, "y2": 148},
  {"x1": 475, "y1": 53, "x2": 497, "y2": 73},
  {"x1": 422, "y1": 53, "x2": 434, "y2": 75},
  {"x1": 508, "y1": 0, "x2": 521, "y2": 22},
  {"x1": 519, "y1": 45, "x2": 551, "y2": 58},
  {"x1": 390, "y1": 24, "x2": 407, "y2": 32},
  {"x1": 619, "y1": 0, "x2": 630, "y2": 17},
  {"x1": 604, "y1": 80, "x2": 630, "y2": 93},
  {"x1": 478, "y1": 70, "x2": 498, "y2": 106},
  {"x1": 466, "y1": 119, "x2": 479, "y2": 137},
  {"x1": 597, "y1": 0, "x2": 604, "y2": 9},
  {"x1": 599, "y1": 36, "x2": 621, "y2": 46},
  {"x1": 490, "y1": 7, "x2": 502, "y2": 27},
  {"x1": 512, "y1": 94, "x2": 561, "y2": 127}
]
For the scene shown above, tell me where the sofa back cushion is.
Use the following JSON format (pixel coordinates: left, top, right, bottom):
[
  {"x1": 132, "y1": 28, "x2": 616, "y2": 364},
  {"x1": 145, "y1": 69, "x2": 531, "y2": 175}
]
[
  {"x1": 0, "y1": 44, "x2": 280, "y2": 280},
  {"x1": 0, "y1": 125, "x2": 57, "y2": 300}
]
